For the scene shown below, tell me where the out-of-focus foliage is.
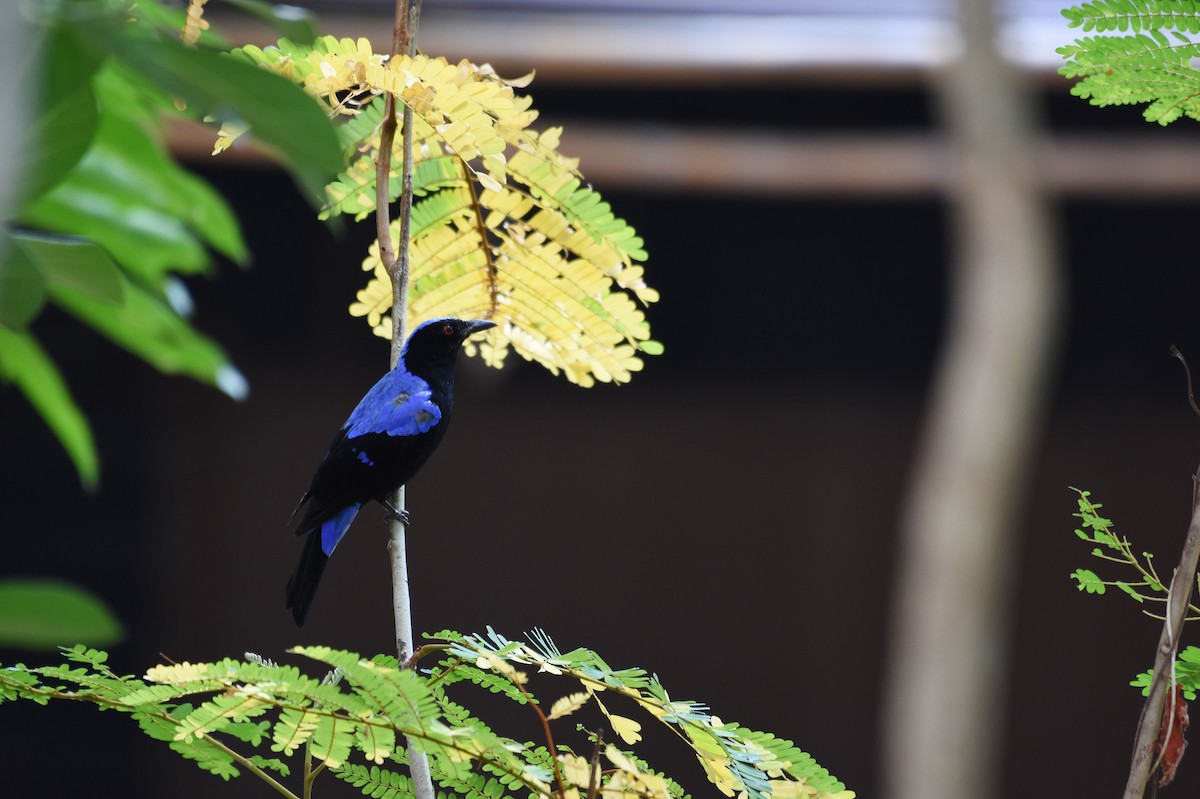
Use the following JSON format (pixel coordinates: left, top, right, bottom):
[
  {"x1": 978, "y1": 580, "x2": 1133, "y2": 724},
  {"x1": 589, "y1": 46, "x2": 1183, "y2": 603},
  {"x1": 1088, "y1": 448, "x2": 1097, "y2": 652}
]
[
  {"x1": 0, "y1": 0, "x2": 341, "y2": 487},
  {"x1": 224, "y1": 37, "x2": 661, "y2": 387},
  {"x1": 0, "y1": 579, "x2": 122, "y2": 650}
]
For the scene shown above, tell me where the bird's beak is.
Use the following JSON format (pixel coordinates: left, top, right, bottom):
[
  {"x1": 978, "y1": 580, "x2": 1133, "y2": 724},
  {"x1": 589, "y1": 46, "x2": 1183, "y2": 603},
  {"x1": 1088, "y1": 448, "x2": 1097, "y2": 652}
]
[{"x1": 464, "y1": 319, "x2": 497, "y2": 338}]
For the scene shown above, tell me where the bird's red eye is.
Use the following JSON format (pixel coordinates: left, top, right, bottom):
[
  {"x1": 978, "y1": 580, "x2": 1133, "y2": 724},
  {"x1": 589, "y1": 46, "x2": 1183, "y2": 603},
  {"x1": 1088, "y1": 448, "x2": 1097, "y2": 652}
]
[{"x1": 442, "y1": 323, "x2": 454, "y2": 336}]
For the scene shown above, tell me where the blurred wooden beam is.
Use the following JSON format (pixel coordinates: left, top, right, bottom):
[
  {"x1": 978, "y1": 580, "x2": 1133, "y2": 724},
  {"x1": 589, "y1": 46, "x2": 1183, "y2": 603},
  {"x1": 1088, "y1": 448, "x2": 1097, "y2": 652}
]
[
  {"x1": 202, "y1": 7, "x2": 1067, "y2": 86},
  {"x1": 173, "y1": 118, "x2": 1200, "y2": 197}
]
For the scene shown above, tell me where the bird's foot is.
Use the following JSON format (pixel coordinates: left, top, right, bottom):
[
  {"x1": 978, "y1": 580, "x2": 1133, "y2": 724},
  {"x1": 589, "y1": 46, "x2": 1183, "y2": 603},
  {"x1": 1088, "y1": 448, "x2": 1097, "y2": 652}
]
[{"x1": 380, "y1": 499, "x2": 411, "y2": 526}]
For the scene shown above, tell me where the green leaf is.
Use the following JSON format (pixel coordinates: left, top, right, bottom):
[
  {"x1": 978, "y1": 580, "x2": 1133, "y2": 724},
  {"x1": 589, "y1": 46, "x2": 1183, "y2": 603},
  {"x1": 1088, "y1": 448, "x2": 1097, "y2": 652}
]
[
  {"x1": 0, "y1": 579, "x2": 122, "y2": 650},
  {"x1": 222, "y1": 0, "x2": 319, "y2": 43},
  {"x1": 11, "y1": 231, "x2": 124, "y2": 304},
  {"x1": 106, "y1": 38, "x2": 342, "y2": 201},
  {"x1": 12, "y1": 26, "x2": 102, "y2": 208},
  {"x1": 19, "y1": 116, "x2": 217, "y2": 284},
  {"x1": 0, "y1": 326, "x2": 97, "y2": 488},
  {"x1": 1115, "y1": 581, "x2": 1145, "y2": 602},
  {"x1": 1071, "y1": 568, "x2": 1106, "y2": 594},
  {"x1": 49, "y1": 277, "x2": 248, "y2": 400},
  {"x1": 0, "y1": 238, "x2": 48, "y2": 328}
]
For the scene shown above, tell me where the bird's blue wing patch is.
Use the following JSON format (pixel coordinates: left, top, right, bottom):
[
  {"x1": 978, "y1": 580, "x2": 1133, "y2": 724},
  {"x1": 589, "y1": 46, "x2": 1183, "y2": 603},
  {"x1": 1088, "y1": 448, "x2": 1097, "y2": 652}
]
[
  {"x1": 321, "y1": 503, "x2": 362, "y2": 556},
  {"x1": 345, "y1": 369, "x2": 442, "y2": 439}
]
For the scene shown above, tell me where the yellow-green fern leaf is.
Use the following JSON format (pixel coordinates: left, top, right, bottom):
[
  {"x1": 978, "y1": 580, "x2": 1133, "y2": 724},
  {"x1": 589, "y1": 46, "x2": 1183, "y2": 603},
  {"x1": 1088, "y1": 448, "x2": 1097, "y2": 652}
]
[{"x1": 221, "y1": 36, "x2": 659, "y2": 386}]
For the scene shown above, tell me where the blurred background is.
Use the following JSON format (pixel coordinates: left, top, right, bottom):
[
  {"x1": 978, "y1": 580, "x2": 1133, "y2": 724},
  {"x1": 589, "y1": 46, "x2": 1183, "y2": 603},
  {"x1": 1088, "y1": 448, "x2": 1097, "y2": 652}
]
[{"x1": 6, "y1": 0, "x2": 1200, "y2": 796}]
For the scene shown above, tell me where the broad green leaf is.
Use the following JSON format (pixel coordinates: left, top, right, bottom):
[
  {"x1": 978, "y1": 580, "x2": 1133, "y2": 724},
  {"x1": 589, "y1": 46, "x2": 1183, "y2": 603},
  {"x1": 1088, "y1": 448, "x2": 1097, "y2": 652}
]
[
  {"x1": 107, "y1": 38, "x2": 342, "y2": 201},
  {"x1": 0, "y1": 579, "x2": 122, "y2": 651},
  {"x1": 0, "y1": 326, "x2": 97, "y2": 488},
  {"x1": 0, "y1": 237, "x2": 48, "y2": 328},
  {"x1": 11, "y1": 231, "x2": 123, "y2": 304},
  {"x1": 50, "y1": 277, "x2": 248, "y2": 400},
  {"x1": 19, "y1": 115, "x2": 217, "y2": 284},
  {"x1": 13, "y1": 26, "x2": 101, "y2": 208},
  {"x1": 222, "y1": 0, "x2": 319, "y2": 43}
]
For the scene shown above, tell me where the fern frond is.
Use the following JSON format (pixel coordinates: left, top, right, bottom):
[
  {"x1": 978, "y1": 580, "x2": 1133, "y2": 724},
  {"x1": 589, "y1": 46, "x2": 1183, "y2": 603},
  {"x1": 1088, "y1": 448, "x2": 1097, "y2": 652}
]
[
  {"x1": 1061, "y1": 2, "x2": 1200, "y2": 124},
  {"x1": 271, "y1": 706, "x2": 320, "y2": 756},
  {"x1": 1063, "y1": 0, "x2": 1200, "y2": 34},
  {"x1": 136, "y1": 706, "x2": 243, "y2": 780},
  {"x1": 220, "y1": 35, "x2": 659, "y2": 387},
  {"x1": 436, "y1": 631, "x2": 852, "y2": 799},
  {"x1": 435, "y1": 770, "x2": 517, "y2": 799},
  {"x1": 310, "y1": 713, "x2": 356, "y2": 768},
  {"x1": 432, "y1": 658, "x2": 530, "y2": 705},
  {"x1": 335, "y1": 762, "x2": 415, "y2": 799},
  {"x1": 174, "y1": 692, "x2": 271, "y2": 740}
]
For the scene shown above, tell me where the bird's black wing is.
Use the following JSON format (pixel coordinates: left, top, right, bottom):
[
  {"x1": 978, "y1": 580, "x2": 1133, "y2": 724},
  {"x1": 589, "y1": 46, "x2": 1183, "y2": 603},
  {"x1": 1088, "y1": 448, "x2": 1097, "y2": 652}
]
[{"x1": 293, "y1": 426, "x2": 445, "y2": 533}]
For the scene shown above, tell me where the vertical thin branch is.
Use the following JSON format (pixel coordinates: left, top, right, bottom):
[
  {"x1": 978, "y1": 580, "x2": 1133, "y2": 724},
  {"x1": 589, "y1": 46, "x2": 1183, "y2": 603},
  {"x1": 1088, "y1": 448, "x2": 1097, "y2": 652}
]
[
  {"x1": 1123, "y1": 473, "x2": 1200, "y2": 798},
  {"x1": 880, "y1": 1, "x2": 1062, "y2": 798},
  {"x1": 374, "y1": 3, "x2": 432, "y2": 799}
]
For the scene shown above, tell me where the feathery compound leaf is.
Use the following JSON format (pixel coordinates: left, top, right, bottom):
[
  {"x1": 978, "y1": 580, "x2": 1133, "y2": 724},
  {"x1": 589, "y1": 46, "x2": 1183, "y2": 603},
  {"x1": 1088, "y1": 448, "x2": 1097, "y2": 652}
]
[
  {"x1": 434, "y1": 630, "x2": 853, "y2": 799},
  {"x1": 546, "y1": 691, "x2": 590, "y2": 720},
  {"x1": 335, "y1": 762, "x2": 414, "y2": 799},
  {"x1": 1061, "y1": 2, "x2": 1200, "y2": 124},
  {"x1": 220, "y1": 36, "x2": 659, "y2": 386}
]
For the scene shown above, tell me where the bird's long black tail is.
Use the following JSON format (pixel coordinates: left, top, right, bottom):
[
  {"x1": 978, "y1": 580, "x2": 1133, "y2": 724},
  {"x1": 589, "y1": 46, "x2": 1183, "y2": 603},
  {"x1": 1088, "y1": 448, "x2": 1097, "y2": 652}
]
[{"x1": 286, "y1": 531, "x2": 327, "y2": 627}]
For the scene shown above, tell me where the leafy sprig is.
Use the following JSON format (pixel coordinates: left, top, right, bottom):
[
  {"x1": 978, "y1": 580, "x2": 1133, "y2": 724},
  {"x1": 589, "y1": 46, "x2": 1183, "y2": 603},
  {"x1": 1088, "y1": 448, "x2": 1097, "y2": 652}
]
[
  {"x1": 1060, "y1": 1, "x2": 1200, "y2": 125},
  {"x1": 1067, "y1": 488, "x2": 1200, "y2": 616},
  {"x1": 0, "y1": 630, "x2": 853, "y2": 799}
]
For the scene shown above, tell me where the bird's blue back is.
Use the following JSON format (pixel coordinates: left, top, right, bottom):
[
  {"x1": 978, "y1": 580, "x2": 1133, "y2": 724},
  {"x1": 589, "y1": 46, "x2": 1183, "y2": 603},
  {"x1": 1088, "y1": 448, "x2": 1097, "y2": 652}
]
[{"x1": 344, "y1": 368, "x2": 443, "y2": 440}]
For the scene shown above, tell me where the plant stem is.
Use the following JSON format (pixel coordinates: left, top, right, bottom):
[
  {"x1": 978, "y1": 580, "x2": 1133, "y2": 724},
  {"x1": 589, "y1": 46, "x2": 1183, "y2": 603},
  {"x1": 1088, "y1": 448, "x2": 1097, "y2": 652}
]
[
  {"x1": 204, "y1": 734, "x2": 300, "y2": 799},
  {"x1": 1123, "y1": 471, "x2": 1200, "y2": 797},
  {"x1": 375, "y1": 2, "x2": 433, "y2": 799}
]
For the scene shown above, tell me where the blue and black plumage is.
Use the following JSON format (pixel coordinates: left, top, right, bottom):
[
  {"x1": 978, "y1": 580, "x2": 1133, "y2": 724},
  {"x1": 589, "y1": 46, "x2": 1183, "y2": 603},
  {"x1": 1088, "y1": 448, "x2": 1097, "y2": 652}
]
[{"x1": 286, "y1": 317, "x2": 496, "y2": 626}]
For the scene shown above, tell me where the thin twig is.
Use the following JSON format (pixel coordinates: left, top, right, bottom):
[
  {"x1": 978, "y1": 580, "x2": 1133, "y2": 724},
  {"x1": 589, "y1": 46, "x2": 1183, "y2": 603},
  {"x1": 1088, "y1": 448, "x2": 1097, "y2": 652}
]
[
  {"x1": 1124, "y1": 471, "x2": 1200, "y2": 798},
  {"x1": 204, "y1": 734, "x2": 300, "y2": 799},
  {"x1": 1170, "y1": 346, "x2": 1200, "y2": 419},
  {"x1": 587, "y1": 729, "x2": 604, "y2": 799},
  {"x1": 514, "y1": 677, "x2": 568, "y2": 799},
  {"x1": 375, "y1": 3, "x2": 433, "y2": 799}
]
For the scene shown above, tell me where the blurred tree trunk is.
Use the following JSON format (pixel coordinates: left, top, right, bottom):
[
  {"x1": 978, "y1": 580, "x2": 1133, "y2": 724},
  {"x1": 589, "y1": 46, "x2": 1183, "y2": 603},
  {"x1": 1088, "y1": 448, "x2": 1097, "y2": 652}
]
[
  {"x1": 0, "y1": 3, "x2": 27, "y2": 220},
  {"x1": 881, "y1": 1, "x2": 1063, "y2": 798}
]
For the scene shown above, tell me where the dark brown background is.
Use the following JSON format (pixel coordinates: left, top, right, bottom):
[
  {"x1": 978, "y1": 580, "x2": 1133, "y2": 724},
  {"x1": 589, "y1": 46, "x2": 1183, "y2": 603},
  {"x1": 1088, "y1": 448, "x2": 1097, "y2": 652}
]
[{"x1": 6, "y1": 5, "x2": 1200, "y2": 795}]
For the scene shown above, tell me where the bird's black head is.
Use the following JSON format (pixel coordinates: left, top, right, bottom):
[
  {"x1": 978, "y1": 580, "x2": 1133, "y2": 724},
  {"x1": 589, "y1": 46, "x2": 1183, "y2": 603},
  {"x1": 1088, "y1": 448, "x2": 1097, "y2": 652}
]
[{"x1": 400, "y1": 317, "x2": 496, "y2": 376}]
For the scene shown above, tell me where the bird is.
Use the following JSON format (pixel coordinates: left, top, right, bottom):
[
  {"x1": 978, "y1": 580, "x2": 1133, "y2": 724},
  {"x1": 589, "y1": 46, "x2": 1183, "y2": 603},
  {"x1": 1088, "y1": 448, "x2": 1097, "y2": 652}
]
[{"x1": 286, "y1": 316, "x2": 496, "y2": 626}]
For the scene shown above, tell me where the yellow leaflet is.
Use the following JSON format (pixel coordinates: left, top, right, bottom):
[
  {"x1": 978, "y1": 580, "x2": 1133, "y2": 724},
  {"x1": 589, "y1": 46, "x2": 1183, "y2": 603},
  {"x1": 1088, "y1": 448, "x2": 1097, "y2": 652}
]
[
  {"x1": 145, "y1": 662, "x2": 215, "y2": 683},
  {"x1": 607, "y1": 714, "x2": 643, "y2": 745},
  {"x1": 546, "y1": 691, "x2": 591, "y2": 720},
  {"x1": 767, "y1": 779, "x2": 819, "y2": 799},
  {"x1": 559, "y1": 754, "x2": 592, "y2": 786},
  {"x1": 357, "y1": 722, "x2": 396, "y2": 765}
]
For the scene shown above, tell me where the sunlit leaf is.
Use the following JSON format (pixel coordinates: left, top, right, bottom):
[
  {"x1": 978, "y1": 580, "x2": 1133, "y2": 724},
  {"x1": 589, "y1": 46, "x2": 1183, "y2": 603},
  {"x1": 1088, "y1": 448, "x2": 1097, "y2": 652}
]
[{"x1": 109, "y1": 37, "x2": 342, "y2": 200}]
